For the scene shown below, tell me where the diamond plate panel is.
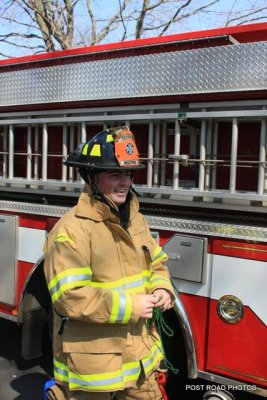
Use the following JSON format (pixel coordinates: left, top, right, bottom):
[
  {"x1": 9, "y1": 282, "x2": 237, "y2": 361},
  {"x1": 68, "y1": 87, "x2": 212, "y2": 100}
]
[
  {"x1": 1, "y1": 201, "x2": 267, "y2": 242},
  {"x1": 146, "y1": 215, "x2": 267, "y2": 242},
  {"x1": 0, "y1": 201, "x2": 68, "y2": 218},
  {"x1": 0, "y1": 41, "x2": 267, "y2": 106}
]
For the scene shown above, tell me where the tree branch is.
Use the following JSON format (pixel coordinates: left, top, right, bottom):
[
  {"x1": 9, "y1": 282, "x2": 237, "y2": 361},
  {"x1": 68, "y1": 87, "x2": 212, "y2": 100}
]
[
  {"x1": 0, "y1": 31, "x2": 43, "y2": 41},
  {"x1": 135, "y1": 0, "x2": 150, "y2": 39},
  {"x1": 146, "y1": 0, "x2": 167, "y2": 12},
  {"x1": 28, "y1": 0, "x2": 55, "y2": 51},
  {"x1": 236, "y1": 14, "x2": 267, "y2": 26},
  {"x1": 119, "y1": 0, "x2": 127, "y2": 41},
  {"x1": 86, "y1": 0, "x2": 97, "y2": 44},
  {"x1": 159, "y1": 0, "x2": 220, "y2": 36},
  {"x1": 95, "y1": 0, "x2": 130, "y2": 43},
  {"x1": 225, "y1": 6, "x2": 267, "y2": 26},
  {"x1": 0, "y1": 14, "x2": 38, "y2": 30}
]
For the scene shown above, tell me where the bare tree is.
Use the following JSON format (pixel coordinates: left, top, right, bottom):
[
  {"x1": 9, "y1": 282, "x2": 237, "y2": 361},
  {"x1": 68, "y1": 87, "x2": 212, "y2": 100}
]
[
  {"x1": 0, "y1": 0, "x2": 267, "y2": 58},
  {"x1": 134, "y1": 0, "x2": 220, "y2": 38},
  {"x1": 28, "y1": 0, "x2": 76, "y2": 51},
  {"x1": 0, "y1": 0, "x2": 78, "y2": 56}
]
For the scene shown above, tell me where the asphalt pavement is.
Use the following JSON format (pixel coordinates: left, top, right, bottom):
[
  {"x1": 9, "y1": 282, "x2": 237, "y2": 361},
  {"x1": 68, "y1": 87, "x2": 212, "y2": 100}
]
[{"x1": 0, "y1": 318, "x2": 52, "y2": 400}]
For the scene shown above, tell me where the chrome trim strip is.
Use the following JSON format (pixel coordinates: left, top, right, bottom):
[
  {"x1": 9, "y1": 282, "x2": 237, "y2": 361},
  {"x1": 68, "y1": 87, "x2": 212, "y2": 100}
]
[
  {"x1": 3, "y1": 109, "x2": 267, "y2": 125},
  {"x1": 173, "y1": 287, "x2": 198, "y2": 378},
  {"x1": 0, "y1": 112, "x2": 179, "y2": 125},
  {"x1": 198, "y1": 371, "x2": 267, "y2": 397}
]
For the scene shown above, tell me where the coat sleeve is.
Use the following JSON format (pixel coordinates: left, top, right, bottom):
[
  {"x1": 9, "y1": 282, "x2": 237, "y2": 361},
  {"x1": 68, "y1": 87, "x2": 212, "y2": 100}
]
[
  {"x1": 141, "y1": 215, "x2": 175, "y2": 298},
  {"x1": 43, "y1": 223, "x2": 141, "y2": 324}
]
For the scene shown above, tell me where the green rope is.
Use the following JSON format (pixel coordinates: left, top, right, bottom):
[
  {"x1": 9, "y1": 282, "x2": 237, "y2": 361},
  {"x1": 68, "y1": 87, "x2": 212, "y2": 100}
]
[{"x1": 146, "y1": 307, "x2": 179, "y2": 375}]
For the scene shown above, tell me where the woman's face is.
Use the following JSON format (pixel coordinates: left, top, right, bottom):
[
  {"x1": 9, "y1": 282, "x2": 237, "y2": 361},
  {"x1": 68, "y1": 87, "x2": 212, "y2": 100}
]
[{"x1": 96, "y1": 170, "x2": 133, "y2": 206}]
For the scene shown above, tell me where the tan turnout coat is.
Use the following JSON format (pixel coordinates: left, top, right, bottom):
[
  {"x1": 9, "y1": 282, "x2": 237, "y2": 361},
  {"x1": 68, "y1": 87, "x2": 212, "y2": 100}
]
[{"x1": 44, "y1": 186, "x2": 174, "y2": 393}]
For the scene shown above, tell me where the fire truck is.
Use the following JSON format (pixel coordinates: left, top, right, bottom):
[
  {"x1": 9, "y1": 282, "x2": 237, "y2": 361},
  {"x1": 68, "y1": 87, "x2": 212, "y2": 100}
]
[{"x1": 0, "y1": 21, "x2": 266, "y2": 400}]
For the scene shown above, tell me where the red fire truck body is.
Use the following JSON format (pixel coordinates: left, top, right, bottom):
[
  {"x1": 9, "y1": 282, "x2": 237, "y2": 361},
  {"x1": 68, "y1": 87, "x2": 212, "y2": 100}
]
[{"x1": 0, "y1": 22, "x2": 267, "y2": 399}]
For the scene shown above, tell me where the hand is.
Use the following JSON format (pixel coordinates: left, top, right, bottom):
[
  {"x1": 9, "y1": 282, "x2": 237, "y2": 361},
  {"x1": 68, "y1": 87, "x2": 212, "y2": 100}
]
[
  {"x1": 139, "y1": 294, "x2": 158, "y2": 319},
  {"x1": 152, "y1": 289, "x2": 172, "y2": 312}
]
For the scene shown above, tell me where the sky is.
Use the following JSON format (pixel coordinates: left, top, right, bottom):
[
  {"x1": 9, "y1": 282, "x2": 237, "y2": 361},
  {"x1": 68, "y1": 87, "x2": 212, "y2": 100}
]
[
  {"x1": 0, "y1": 0, "x2": 267, "y2": 59},
  {"x1": 80, "y1": 0, "x2": 267, "y2": 37}
]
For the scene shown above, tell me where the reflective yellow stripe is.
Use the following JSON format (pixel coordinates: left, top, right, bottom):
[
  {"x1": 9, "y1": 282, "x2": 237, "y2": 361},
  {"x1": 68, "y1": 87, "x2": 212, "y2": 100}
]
[
  {"x1": 54, "y1": 358, "x2": 69, "y2": 383},
  {"x1": 54, "y1": 358, "x2": 140, "y2": 390},
  {"x1": 48, "y1": 270, "x2": 151, "y2": 304},
  {"x1": 52, "y1": 279, "x2": 92, "y2": 303},
  {"x1": 90, "y1": 144, "x2": 101, "y2": 156},
  {"x1": 142, "y1": 341, "x2": 163, "y2": 376},
  {"x1": 106, "y1": 134, "x2": 114, "y2": 142},
  {"x1": 55, "y1": 233, "x2": 75, "y2": 245},
  {"x1": 90, "y1": 271, "x2": 151, "y2": 293},
  {"x1": 109, "y1": 291, "x2": 132, "y2": 323},
  {"x1": 48, "y1": 267, "x2": 91, "y2": 291},
  {"x1": 151, "y1": 246, "x2": 168, "y2": 265},
  {"x1": 122, "y1": 360, "x2": 141, "y2": 383},
  {"x1": 53, "y1": 341, "x2": 162, "y2": 390},
  {"x1": 82, "y1": 143, "x2": 89, "y2": 155},
  {"x1": 69, "y1": 374, "x2": 123, "y2": 391},
  {"x1": 48, "y1": 267, "x2": 92, "y2": 303},
  {"x1": 149, "y1": 274, "x2": 171, "y2": 291}
]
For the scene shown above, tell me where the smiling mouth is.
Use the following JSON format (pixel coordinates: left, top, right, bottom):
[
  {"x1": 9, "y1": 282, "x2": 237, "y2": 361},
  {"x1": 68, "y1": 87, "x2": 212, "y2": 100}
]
[{"x1": 114, "y1": 190, "x2": 127, "y2": 194}]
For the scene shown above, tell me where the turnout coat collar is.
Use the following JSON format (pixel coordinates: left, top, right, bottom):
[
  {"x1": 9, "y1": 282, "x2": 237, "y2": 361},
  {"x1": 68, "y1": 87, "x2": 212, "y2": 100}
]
[{"x1": 75, "y1": 184, "x2": 139, "y2": 223}]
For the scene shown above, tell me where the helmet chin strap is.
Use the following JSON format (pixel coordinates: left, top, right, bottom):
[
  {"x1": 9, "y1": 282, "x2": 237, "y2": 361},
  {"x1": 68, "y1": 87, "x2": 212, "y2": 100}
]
[{"x1": 87, "y1": 170, "x2": 101, "y2": 198}]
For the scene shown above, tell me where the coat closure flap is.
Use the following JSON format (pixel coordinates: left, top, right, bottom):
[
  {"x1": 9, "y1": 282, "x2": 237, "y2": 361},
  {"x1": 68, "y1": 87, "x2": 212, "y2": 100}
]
[
  {"x1": 62, "y1": 322, "x2": 126, "y2": 354},
  {"x1": 105, "y1": 221, "x2": 132, "y2": 243},
  {"x1": 142, "y1": 242, "x2": 155, "y2": 260}
]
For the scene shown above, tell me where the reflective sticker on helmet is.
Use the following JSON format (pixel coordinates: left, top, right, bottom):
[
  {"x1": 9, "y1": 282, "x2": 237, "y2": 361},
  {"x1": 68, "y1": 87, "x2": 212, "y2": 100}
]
[
  {"x1": 114, "y1": 129, "x2": 140, "y2": 167},
  {"x1": 82, "y1": 143, "x2": 89, "y2": 155},
  {"x1": 106, "y1": 134, "x2": 114, "y2": 142},
  {"x1": 90, "y1": 144, "x2": 101, "y2": 156}
]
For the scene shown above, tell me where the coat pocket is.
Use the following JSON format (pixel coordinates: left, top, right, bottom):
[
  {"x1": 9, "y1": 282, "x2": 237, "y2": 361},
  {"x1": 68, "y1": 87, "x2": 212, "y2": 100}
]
[
  {"x1": 62, "y1": 323, "x2": 124, "y2": 384},
  {"x1": 62, "y1": 322, "x2": 125, "y2": 354}
]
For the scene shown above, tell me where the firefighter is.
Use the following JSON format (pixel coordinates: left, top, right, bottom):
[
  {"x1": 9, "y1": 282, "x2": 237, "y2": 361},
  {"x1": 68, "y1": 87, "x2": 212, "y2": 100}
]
[{"x1": 43, "y1": 126, "x2": 174, "y2": 400}]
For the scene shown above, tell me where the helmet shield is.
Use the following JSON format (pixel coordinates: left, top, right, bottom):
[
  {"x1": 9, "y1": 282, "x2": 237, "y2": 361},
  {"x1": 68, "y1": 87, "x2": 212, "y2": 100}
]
[{"x1": 64, "y1": 126, "x2": 144, "y2": 171}]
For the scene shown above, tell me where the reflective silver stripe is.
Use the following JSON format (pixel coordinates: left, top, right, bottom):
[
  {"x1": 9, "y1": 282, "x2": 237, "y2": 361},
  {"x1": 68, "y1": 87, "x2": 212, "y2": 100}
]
[
  {"x1": 150, "y1": 275, "x2": 170, "y2": 287},
  {"x1": 69, "y1": 375, "x2": 122, "y2": 388},
  {"x1": 49, "y1": 273, "x2": 92, "y2": 297},
  {"x1": 142, "y1": 342, "x2": 163, "y2": 375},
  {"x1": 124, "y1": 276, "x2": 149, "y2": 290},
  {"x1": 117, "y1": 294, "x2": 127, "y2": 322}
]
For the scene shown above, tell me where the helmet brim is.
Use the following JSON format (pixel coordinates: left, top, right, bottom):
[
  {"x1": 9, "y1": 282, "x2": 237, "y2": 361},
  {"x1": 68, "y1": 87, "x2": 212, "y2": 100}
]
[{"x1": 64, "y1": 160, "x2": 146, "y2": 170}]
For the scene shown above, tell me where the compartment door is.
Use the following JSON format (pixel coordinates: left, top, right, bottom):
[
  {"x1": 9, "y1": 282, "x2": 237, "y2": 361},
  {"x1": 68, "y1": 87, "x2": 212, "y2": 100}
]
[{"x1": 0, "y1": 214, "x2": 18, "y2": 305}]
